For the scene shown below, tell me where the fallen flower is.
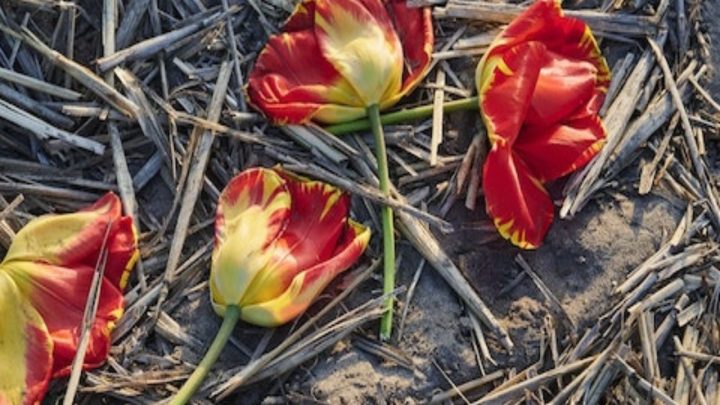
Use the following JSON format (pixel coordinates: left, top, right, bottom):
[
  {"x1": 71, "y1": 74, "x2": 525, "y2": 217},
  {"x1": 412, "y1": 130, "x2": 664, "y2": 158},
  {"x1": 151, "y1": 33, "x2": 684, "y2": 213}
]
[
  {"x1": 169, "y1": 167, "x2": 370, "y2": 404},
  {"x1": 477, "y1": 0, "x2": 610, "y2": 249},
  {"x1": 0, "y1": 193, "x2": 138, "y2": 405},
  {"x1": 247, "y1": 0, "x2": 433, "y2": 125},
  {"x1": 211, "y1": 167, "x2": 371, "y2": 326}
]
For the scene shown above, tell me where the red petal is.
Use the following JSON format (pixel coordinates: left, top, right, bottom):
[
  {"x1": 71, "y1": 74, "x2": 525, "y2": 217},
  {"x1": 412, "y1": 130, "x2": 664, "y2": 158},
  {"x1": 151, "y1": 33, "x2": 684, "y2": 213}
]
[
  {"x1": 0, "y1": 273, "x2": 52, "y2": 405},
  {"x1": 104, "y1": 216, "x2": 139, "y2": 290},
  {"x1": 514, "y1": 115, "x2": 606, "y2": 182},
  {"x1": 241, "y1": 220, "x2": 370, "y2": 327},
  {"x1": 479, "y1": 41, "x2": 546, "y2": 146},
  {"x1": 239, "y1": 169, "x2": 351, "y2": 305},
  {"x1": 284, "y1": 0, "x2": 315, "y2": 31},
  {"x1": 483, "y1": 146, "x2": 553, "y2": 249},
  {"x1": 524, "y1": 55, "x2": 598, "y2": 126},
  {"x1": 3, "y1": 261, "x2": 124, "y2": 377},
  {"x1": 386, "y1": 0, "x2": 434, "y2": 99}
]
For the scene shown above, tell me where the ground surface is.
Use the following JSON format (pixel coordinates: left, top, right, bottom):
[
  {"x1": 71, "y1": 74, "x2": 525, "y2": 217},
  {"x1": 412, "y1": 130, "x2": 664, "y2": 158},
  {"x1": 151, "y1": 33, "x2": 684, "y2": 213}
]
[{"x1": 2, "y1": 0, "x2": 714, "y2": 403}]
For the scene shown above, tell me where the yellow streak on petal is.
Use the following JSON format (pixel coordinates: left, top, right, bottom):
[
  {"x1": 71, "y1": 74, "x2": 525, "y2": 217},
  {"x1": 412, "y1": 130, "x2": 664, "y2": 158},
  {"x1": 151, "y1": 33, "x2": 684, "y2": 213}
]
[
  {"x1": 211, "y1": 206, "x2": 278, "y2": 308},
  {"x1": 315, "y1": 1, "x2": 402, "y2": 106},
  {"x1": 476, "y1": 55, "x2": 512, "y2": 147},
  {"x1": 319, "y1": 186, "x2": 343, "y2": 221},
  {"x1": 494, "y1": 217, "x2": 515, "y2": 239},
  {"x1": 119, "y1": 224, "x2": 140, "y2": 290},
  {"x1": 212, "y1": 169, "x2": 292, "y2": 310},
  {"x1": 294, "y1": 2, "x2": 308, "y2": 17}
]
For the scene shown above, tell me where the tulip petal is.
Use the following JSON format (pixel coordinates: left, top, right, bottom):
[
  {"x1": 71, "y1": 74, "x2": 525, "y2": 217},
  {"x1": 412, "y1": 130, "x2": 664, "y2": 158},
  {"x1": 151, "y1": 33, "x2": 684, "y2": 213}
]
[
  {"x1": 314, "y1": 0, "x2": 403, "y2": 106},
  {"x1": 3, "y1": 261, "x2": 126, "y2": 377},
  {"x1": 247, "y1": 27, "x2": 367, "y2": 124},
  {"x1": 484, "y1": 0, "x2": 610, "y2": 92},
  {"x1": 104, "y1": 216, "x2": 140, "y2": 290},
  {"x1": 483, "y1": 146, "x2": 553, "y2": 249},
  {"x1": 2, "y1": 193, "x2": 137, "y2": 290},
  {"x1": 0, "y1": 272, "x2": 52, "y2": 405},
  {"x1": 514, "y1": 115, "x2": 606, "y2": 182},
  {"x1": 380, "y1": 0, "x2": 433, "y2": 107},
  {"x1": 284, "y1": 0, "x2": 315, "y2": 31},
  {"x1": 523, "y1": 56, "x2": 598, "y2": 127},
  {"x1": 211, "y1": 168, "x2": 292, "y2": 310},
  {"x1": 241, "y1": 220, "x2": 370, "y2": 327},
  {"x1": 478, "y1": 41, "x2": 545, "y2": 146},
  {"x1": 239, "y1": 169, "x2": 351, "y2": 305}
]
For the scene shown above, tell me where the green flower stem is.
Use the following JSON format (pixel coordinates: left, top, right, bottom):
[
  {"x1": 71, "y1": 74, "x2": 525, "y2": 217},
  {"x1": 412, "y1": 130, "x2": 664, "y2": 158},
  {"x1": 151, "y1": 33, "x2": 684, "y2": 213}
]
[
  {"x1": 326, "y1": 96, "x2": 479, "y2": 135},
  {"x1": 368, "y1": 104, "x2": 396, "y2": 341},
  {"x1": 169, "y1": 305, "x2": 241, "y2": 405}
]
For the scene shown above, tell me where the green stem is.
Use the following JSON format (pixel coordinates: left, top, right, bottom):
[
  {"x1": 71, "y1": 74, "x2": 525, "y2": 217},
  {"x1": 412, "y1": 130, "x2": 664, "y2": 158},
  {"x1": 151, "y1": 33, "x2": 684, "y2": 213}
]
[
  {"x1": 169, "y1": 305, "x2": 241, "y2": 405},
  {"x1": 368, "y1": 104, "x2": 396, "y2": 341},
  {"x1": 326, "y1": 96, "x2": 479, "y2": 135}
]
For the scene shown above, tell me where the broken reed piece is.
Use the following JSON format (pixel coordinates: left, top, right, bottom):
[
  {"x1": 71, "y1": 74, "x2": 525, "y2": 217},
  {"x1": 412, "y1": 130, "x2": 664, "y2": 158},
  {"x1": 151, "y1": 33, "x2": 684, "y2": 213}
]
[
  {"x1": 0, "y1": 23, "x2": 139, "y2": 118},
  {"x1": 0, "y1": 66, "x2": 82, "y2": 100},
  {"x1": 152, "y1": 60, "x2": 233, "y2": 326},
  {"x1": 430, "y1": 68, "x2": 446, "y2": 166},
  {"x1": 96, "y1": 7, "x2": 236, "y2": 72},
  {"x1": 103, "y1": 0, "x2": 146, "y2": 292},
  {"x1": 435, "y1": 0, "x2": 661, "y2": 36},
  {"x1": 0, "y1": 98, "x2": 105, "y2": 154},
  {"x1": 115, "y1": 68, "x2": 172, "y2": 165}
]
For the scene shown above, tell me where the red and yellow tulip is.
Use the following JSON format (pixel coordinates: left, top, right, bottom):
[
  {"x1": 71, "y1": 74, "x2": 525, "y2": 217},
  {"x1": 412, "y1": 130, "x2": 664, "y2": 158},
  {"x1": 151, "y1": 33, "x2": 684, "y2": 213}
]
[
  {"x1": 170, "y1": 167, "x2": 369, "y2": 404},
  {"x1": 0, "y1": 193, "x2": 138, "y2": 405},
  {"x1": 211, "y1": 167, "x2": 370, "y2": 326},
  {"x1": 247, "y1": 0, "x2": 433, "y2": 124},
  {"x1": 477, "y1": 0, "x2": 610, "y2": 249}
]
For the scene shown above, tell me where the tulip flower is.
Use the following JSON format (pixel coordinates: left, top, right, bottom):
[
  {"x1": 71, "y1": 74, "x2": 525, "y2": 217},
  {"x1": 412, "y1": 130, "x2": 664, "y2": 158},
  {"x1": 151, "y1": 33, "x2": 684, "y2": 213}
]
[
  {"x1": 326, "y1": 0, "x2": 609, "y2": 250},
  {"x1": 477, "y1": 0, "x2": 610, "y2": 249},
  {"x1": 247, "y1": 0, "x2": 433, "y2": 340},
  {"x1": 0, "y1": 193, "x2": 138, "y2": 405},
  {"x1": 170, "y1": 167, "x2": 370, "y2": 404},
  {"x1": 247, "y1": 0, "x2": 433, "y2": 125}
]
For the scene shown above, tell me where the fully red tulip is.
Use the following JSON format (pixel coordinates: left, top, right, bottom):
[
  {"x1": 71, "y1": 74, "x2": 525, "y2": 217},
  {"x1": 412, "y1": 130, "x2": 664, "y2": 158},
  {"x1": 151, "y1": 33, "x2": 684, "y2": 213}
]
[
  {"x1": 477, "y1": 0, "x2": 610, "y2": 249},
  {"x1": 211, "y1": 167, "x2": 370, "y2": 327},
  {"x1": 247, "y1": 0, "x2": 433, "y2": 124},
  {"x1": 0, "y1": 193, "x2": 138, "y2": 405}
]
